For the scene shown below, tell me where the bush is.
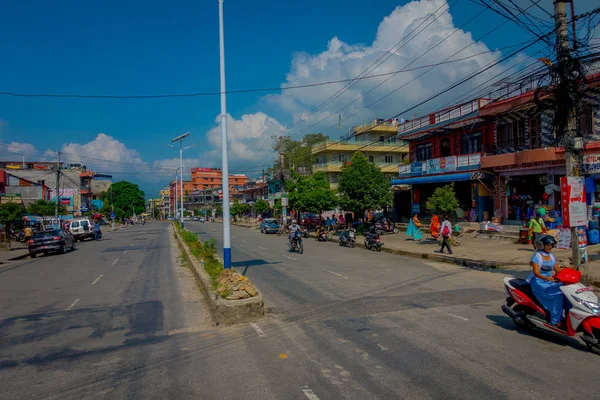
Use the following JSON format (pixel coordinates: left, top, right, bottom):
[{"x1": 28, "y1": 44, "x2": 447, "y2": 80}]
[{"x1": 174, "y1": 222, "x2": 223, "y2": 287}]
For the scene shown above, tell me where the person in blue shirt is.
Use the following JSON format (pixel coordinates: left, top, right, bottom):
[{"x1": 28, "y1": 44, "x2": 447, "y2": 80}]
[
  {"x1": 94, "y1": 220, "x2": 102, "y2": 241},
  {"x1": 529, "y1": 235, "x2": 565, "y2": 326}
]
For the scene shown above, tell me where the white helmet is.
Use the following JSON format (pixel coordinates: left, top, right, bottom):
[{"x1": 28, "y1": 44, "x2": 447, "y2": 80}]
[{"x1": 292, "y1": 219, "x2": 297, "y2": 224}]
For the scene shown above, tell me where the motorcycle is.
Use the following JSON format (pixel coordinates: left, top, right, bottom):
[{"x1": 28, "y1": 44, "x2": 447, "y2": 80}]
[
  {"x1": 502, "y1": 267, "x2": 600, "y2": 354},
  {"x1": 289, "y1": 232, "x2": 304, "y2": 254},
  {"x1": 374, "y1": 219, "x2": 399, "y2": 235},
  {"x1": 315, "y1": 226, "x2": 329, "y2": 242},
  {"x1": 338, "y1": 227, "x2": 356, "y2": 248},
  {"x1": 364, "y1": 228, "x2": 383, "y2": 252}
]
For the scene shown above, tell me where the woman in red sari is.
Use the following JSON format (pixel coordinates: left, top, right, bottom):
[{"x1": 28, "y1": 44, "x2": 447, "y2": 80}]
[{"x1": 430, "y1": 215, "x2": 440, "y2": 239}]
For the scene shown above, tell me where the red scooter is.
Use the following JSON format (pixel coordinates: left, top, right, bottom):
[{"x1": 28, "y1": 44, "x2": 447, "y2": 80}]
[{"x1": 502, "y1": 268, "x2": 600, "y2": 354}]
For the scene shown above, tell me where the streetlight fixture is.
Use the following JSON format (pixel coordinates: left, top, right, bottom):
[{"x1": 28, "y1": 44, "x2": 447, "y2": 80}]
[
  {"x1": 173, "y1": 167, "x2": 181, "y2": 222},
  {"x1": 218, "y1": 0, "x2": 231, "y2": 269},
  {"x1": 167, "y1": 133, "x2": 195, "y2": 229}
]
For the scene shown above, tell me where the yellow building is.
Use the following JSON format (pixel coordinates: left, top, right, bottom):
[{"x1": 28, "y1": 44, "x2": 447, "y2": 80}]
[{"x1": 312, "y1": 118, "x2": 409, "y2": 187}]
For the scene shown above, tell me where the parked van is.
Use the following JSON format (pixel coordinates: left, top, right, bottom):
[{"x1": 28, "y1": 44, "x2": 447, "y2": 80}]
[{"x1": 69, "y1": 219, "x2": 94, "y2": 241}]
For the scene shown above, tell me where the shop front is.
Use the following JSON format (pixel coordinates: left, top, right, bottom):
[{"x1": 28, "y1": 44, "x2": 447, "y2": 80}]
[{"x1": 394, "y1": 154, "x2": 492, "y2": 221}]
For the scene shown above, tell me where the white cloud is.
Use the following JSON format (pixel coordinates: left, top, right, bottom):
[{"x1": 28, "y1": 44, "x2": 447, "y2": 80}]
[
  {"x1": 200, "y1": 112, "x2": 287, "y2": 169},
  {"x1": 267, "y1": 0, "x2": 512, "y2": 133},
  {"x1": 59, "y1": 133, "x2": 147, "y2": 173},
  {"x1": 7, "y1": 141, "x2": 38, "y2": 156}
]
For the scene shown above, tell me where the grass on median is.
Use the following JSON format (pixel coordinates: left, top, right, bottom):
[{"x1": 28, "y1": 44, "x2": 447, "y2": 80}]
[{"x1": 173, "y1": 222, "x2": 223, "y2": 287}]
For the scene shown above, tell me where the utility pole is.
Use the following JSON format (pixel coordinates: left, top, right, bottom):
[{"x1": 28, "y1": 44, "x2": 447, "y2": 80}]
[
  {"x1": 54, "y1": 152, "x2": 61, "y2": 218},
  {"x1": 554, "y1": 0, "x2": 586, "y2": 273},
  {"x1": 218, "y1": 0, "x2": 232, "y2": 269}
]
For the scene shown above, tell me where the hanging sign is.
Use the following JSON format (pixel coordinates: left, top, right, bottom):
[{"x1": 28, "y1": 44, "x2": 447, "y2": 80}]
[
  {"x1": 557, "y1": 228, "x2": 571, "y2": 249},
  {"x1": 561, "y1": 176, "x2": 587, "y2": 227}
]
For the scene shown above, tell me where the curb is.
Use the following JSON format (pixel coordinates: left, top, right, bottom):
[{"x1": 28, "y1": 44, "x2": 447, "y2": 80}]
[{"x1": 172, "y1": 226, "x2": 265, "y2": 325}]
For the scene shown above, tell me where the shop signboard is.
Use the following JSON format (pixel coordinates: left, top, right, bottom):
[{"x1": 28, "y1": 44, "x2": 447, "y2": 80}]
[
  {"x1": 398, "y1": 164, "x2": 410, "y2": 176},
  {"x1": 410, "y1": 162, "x2": 423, "y2": 176},
  {"x1": 457, "y1": 155, "x2": 469, "y2": 168},
  {"x1": 61, "y1": 198, "x2": 71, "y2": 205},
  {"x1": 583, "y1": 153, "x2": 600, "y2": 174},
  {"x1": 469, "y1": 154, "x2": 481, "y2": 166},
  {"x1": 425, "y1": 156, "x2": 457, "y2": 175},
  {"x1": 0, "y1": 194, "x2": 22, "y2": 204},
  {"x1": 561, "y1": 176, "x2": 587, "y2": 227},
  {"x1": 557, "y1": 228, "x2": 571, "y2": 249}
]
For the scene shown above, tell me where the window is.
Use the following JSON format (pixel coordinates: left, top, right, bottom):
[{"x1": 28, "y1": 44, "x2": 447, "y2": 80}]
[
  {"x1": 416, "y1": 143, "x2": 432, "y2": 161},
  {"x1": 578, "y1": 105, "x2": 595, "y2": 136},
  {"x1": 338, "y1": 153, "x2": 348, "y2": 163},
  {"x1": 461, "y1": 132, "x2": 482, "y2": 154},
  {"x1": 368, "y1": 155, "x2": 374, "y2": 162},
  {"x1": 497, "y1": 120, "x2": 525, "y2": 149},
  {"x1": 379, "y1": 136, "x2": 385, "y2": 142},
  {"x1": 440, "y1": 138, "x2": 451, "y2": 157},
  {"x1": 529, "y1": 116, "x2": 541, "y2": 149},
  {"x1": 384, "y1": 155, "x2": 394, "y2": 163}
]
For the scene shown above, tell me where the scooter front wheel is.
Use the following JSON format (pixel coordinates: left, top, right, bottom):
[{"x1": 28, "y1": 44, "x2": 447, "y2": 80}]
[{"x1": 376, "y1": 244, "x2": 381, "y2": 252}]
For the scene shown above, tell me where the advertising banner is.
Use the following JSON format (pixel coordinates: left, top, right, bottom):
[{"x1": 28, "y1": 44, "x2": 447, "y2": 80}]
[
  {"x1": 561, "y1": 176, "x2": 587, "y2": 227},
  {"x1": 410, "y1": 162, "x2": 423, "y2": 176}
]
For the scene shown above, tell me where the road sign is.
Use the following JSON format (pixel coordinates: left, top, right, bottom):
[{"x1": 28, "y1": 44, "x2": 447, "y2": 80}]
[{"x1": 110, "y1": 212, "x2": 116, "y2": 220}]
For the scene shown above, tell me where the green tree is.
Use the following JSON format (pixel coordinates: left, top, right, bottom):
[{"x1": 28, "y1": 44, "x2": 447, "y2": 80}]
[
  {"x1": 273, "y1": 133, "x2": 329, "y2": 172},
  {"x1": 286, "y1": 170, "x2": 337, "y2": 215},
  {"x1": 99, "y1": 181, "x2": 145, "y2": 220},
  {"x1": 426, "y1": 183, "x2": 460, "y2": 217},
  {"x1": 27, "y1": 199, "x2": 67, "y2": 216},
  {"x1": 215, "y1": 205, "x2": 223, "y2": 217},
  {"x1": 254, "y1": 199, "x2": 270, "y2": 215},
  {"x1": 0, "y1": 203, "x2": 27, "y2": 231},
  {"x1": 338, "y1": 152, "x2": 393, "y2": 220}
]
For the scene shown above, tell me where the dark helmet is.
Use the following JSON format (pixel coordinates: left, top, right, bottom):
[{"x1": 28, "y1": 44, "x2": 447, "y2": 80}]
[{"x1": 535, "y1": 234, "x2": 557, "y2": 250}]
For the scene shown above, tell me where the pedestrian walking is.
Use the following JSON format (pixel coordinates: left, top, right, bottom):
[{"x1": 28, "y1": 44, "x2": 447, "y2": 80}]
[
  {"x1": 406, "y1": 214, "x2": 423, "y2": 241},
  {"x1": 23, "y1": 226, "x2": 33, "y2": 243},
  {"x1": 528, "y1": 212, "x2": 546, "y2": 250},
  {"x1": 437, "y1": 215, "x2": 453, "y2": 254},
  {"x1": 430, "y1": 215, "x2": 440, "y2": 239},
  {"x1": 93, "y1": 220, "x2": 102, "y2": 240}
]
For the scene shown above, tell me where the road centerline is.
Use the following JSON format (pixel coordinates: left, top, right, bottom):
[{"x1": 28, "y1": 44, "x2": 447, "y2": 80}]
[
  {"x1": 112, "y1": 259, "x2": 119, "y2": 265},
  {"x1": 257, "y1": 245, "x2": 267, "y2": 251},
  {"x1": 250, "y1": 323, "x2": 265, "y2": 337},
  {"x1": 325, "y1": 269, "x2": 349, "y2": 279},
  {"x1": 91, "y1": 274, "x2": 104, "y2": 285},
  {"x1": 302, "y1": 387, "x2": 320, "y2": 400},
  {"x1": 66, "y1": 298, "x2": 80, "y2": 311}
]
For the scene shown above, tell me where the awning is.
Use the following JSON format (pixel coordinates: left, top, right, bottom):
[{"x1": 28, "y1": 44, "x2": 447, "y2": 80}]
[{"x1": 391, "y1": 171, "x2": 492, "y2": 185}]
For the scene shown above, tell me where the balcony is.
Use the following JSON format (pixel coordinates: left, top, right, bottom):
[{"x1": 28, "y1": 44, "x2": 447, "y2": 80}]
[
  {"x1": 311, "y1": 140, "x2": 408, "y2": 155},
  {"x1": 313, "y1": 161, "x2": 400, "y2": 174},
  {"x1": 481, "y1": 147, "x2": 564, "y2": 169},
  {"x1": 353, "y1": 119, "x2": 399, "y2": 136},
  {"x1": 397, "y1": 98, "x2": 490, "y2": 136}
]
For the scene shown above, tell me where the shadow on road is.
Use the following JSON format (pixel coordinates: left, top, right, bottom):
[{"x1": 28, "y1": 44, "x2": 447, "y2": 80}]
[
  {"x1": 232, "y1": 259, "x2": 281, "y2": 276},
  {"x1": 0, "y1": 300, "x2": 167, "y2": 368}
]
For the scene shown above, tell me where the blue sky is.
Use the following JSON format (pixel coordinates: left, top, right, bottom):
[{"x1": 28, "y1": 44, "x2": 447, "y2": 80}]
[{"x1": 0, "y1": 0, "x2": 596, "y2": 197}]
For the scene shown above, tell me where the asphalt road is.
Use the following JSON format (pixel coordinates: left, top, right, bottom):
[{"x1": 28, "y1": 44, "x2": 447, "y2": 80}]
[{"x1": 1, "y1": 221, "x2": 599, "y2": 399}]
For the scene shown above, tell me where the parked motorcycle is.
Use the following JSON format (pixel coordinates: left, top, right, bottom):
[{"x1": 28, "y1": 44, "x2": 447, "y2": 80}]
[
  {"x1": 364, "y1": 228, "x2": 383, "y2": 251},
  {"x1": 502, "y1": 267, "x2": 600, "y2": 354},
  {"x1": 289, "y1": 232, "x2": 304, "y2": 254},
  {"x1": 338, "y1": 227, "x2": 356, "y2": 248},
  {"x1": 374, "y1": 219, "x2": 399, "y2": 235},
  {"x1": 315, "y1": 226, "x2": 329, "y2": 242}
]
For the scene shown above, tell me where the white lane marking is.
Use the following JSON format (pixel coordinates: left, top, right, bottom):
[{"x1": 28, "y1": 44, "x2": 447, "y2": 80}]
[
  {"x1": 66, "y1": 298, "x2": 80, "y2": 311},
  {"x1": 302, "y1": 387, "x2": 320, "y2": 400},
  {"x1": 232, "y1": 236, "x2": 236, "y2": 239},
  {"x1": 242, "y1": 240, "x2": 247, "y2": 243},
  {"x1": 446, "y1": 312, "x2": 469, "y2": 321},
  {"x1": 112, "y1": 259, "x2": 119, "y2": 265},
  {"x1": 257, "y1": 246, "x2": 267, "y2": 251},
  {"x1": 325, "y1": 270, "x2": 349, "y2": 280},
  {"x1": 130, "y1": 244, "x2": 134, "y2": 247},
  {"x1": 250, "y1": 323, "x2": 265, "y2": 337},
  {"x1": 285, "y1": 255, "x2": 297, "y2": 261},
  {"x1": 124, "y1": 250, "x2": 128, "y2": 254},
  {"x1": 92, "y1": 274, "x2": 104, "y2": 285}
]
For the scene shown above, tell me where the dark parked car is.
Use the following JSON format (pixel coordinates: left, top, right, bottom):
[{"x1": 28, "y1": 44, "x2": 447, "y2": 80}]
[
  {"x1": 299, "y1": 213, "x2": 321, "y2": 230},
  {"x1": 28, "y1": 229, "x2": 75, "y2": 258},
  {"x1": 260, "y1": 218, "x2": 280, "y2": 234}
]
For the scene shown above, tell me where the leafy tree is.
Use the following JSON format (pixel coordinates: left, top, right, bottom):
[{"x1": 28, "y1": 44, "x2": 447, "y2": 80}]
[
  {"x1": 254, "y1": 199, "x2": 270, "y2": 215},
  {"x1": 273, "y1": 133, "x2": 329, "y2": 172},
  {"x1": 286, "y1": 170, "x2": 337, "y2": 215},
  {"x1": 338, "y1": 152, "x2": 393, "y2": 220},
  {"x1": 230, "y1": 201, "x2": 250, "y2": 221},
  {"x1": 0, "y1": 203, "x2": 27, "y2": 231},
  {"x1": 99, "y1": 181, "x2": 145, "y2": 220},
  {"x1": 215, "y1": 205, "x2": 223, "y2": 217},
  {"x1": 27, "y1": 199, "x2": 67, "y2": 216},
  {"x1": 426, "y1": 183, "x2": 460, "y2": 217}
]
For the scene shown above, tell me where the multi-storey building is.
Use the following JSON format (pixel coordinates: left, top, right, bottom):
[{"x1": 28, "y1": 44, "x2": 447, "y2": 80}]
[
  {"x1": 312, "y1": 118, "x2": 409, "y2": 187},
  {"x1": 190, "y1": 168, "x2": 248, "y2": 191},
  {"x1": 393, "y1": 98, "x2": 494, "y2": 222}
]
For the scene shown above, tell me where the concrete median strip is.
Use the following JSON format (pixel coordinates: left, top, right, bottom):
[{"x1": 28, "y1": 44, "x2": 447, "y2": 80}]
[{"x1": 172, "y1": 225, "x2": 265, "y2": 325}]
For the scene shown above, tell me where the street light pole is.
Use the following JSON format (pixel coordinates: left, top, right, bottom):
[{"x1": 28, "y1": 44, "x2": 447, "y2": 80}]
[
  {"x1": 168, "y1": 133, "x2": 194, "y2": 229},
  {"x1": 218, "y1": 0, "x2": 231, "y2": 269}
]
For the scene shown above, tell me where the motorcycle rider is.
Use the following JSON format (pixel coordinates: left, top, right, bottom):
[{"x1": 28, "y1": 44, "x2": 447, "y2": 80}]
[
  {"x1": 288, "y1": 219, "x2": 304, "y2": 248},
  {"x1": 529, "y1": 235, "x2": 565, "y2": 326}
]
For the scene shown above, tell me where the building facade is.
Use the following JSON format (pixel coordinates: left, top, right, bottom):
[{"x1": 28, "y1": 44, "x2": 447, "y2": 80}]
[
  {"x1": 393, "y1": 98, "x2": 493, "y2": 222},
  {"x1": 190, "y1": 168, "x2": 248, "y2": 191},
  {"x1": 312, "y1": 118, "x2": 409, "y2": 187}
]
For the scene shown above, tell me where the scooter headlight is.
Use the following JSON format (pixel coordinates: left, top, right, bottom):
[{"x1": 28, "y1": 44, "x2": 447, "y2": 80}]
[{"x1": 573, "y1": 296, "x2": 600, "y2": 314}]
